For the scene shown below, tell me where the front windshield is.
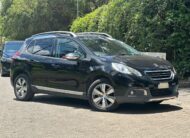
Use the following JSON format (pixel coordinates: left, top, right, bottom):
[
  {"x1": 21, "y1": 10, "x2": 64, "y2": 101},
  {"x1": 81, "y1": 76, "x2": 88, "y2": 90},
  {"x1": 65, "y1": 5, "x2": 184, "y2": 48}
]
[
  {"x1": 79, "y1": 36, "x2": 140, "y2": 56},
  {"x1": 4, "y1": 42, "x2": 23, "y2": 53}
]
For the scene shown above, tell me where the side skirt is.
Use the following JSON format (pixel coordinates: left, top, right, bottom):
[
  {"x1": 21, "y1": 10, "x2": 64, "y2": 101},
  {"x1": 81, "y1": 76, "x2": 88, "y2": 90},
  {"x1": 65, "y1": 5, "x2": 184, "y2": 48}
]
[{"x1": 32, "y1": 85, "x2": 87, "y2": 100}]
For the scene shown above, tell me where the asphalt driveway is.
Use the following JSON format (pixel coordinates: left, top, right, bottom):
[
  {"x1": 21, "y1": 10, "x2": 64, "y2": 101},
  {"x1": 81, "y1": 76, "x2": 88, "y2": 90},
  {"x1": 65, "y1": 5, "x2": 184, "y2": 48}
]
[{"x1": 0, "y1": 77, "x2": 190, "y2": 138}]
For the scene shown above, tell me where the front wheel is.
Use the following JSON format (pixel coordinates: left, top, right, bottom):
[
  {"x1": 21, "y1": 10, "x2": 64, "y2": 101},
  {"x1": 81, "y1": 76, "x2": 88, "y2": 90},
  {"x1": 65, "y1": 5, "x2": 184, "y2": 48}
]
[
  {"x1": 14, "y1": 74, "x2": 34, "y2": 101},
  {"x1": 88, "y1": 79, "x2": 118, "y2": 112}
]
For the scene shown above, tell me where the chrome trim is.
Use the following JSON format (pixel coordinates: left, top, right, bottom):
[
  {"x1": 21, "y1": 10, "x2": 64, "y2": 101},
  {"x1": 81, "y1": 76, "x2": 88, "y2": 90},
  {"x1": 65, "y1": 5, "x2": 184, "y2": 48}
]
[
  {"x1": 144, "y1": 69, "x2": 173, "y2": 81},
  {"x1": 32, "y1": 31, "x2": 77, "y2": 37},
  {"x1": 145, "y1": 69, "x2": 171, "y2": 73},
  {"x1": 77, "y1": 32, "x2": 112, "y2": 38},
  {"x1": 32, "y1": 85, "x2": 83, "y2": 96},
  {"x1": 148, "y1": 96, "x2": 177, "y2": 102},
  {"x1": 149, "y1": 77, "x2": 172, "y2": 81}
]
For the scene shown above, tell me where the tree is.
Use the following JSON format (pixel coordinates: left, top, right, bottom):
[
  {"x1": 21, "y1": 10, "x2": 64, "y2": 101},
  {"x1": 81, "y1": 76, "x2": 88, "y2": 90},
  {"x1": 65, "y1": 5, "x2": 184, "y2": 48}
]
[
  {"x1": 0, "y1": 0, "x2": 108, "y2": 39},
  {"x1": 0, "y1": 0, "x2": 13, "y2": 16},
  {"x1": 71, "y1": 0, "x2": 190, "y2": 77}
]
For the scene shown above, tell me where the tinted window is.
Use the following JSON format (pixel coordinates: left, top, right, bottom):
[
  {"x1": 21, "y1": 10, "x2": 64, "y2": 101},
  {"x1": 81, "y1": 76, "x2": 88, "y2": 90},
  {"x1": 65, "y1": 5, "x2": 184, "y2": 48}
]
[
  {"x1": 79, "y1": 36, "x2": 139, "y2": 56},
  {"x1": 28, "y1": 38, "x2": 54, "y2": 56},
  {"x1": 56, "y1": 38, "x2": 84, "y2": 58},
  {"x1": 4, "y1": 42, "x2": 23, "y2": 53},
  {"x1": 27, "y1": 40, "x2": 35, "y2": 53}
]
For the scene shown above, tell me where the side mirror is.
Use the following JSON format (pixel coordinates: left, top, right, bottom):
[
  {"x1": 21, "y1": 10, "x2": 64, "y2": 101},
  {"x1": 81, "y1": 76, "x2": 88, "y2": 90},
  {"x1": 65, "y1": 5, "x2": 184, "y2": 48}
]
[{"x1": 64, "y1": 52, "x2": 81, "y2": 61}]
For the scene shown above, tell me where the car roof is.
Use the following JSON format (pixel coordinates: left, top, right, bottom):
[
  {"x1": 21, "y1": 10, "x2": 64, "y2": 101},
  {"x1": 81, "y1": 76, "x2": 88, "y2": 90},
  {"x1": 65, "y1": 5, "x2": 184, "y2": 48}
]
[
  {"x1": 29, "y1": 31, "x2": 112, "y2": 40},
  {"x1": 76, "y1": 32, "x2": 112, "y2": 38},
  {"x1": 32, "y1": 31, "x2": 77, "y2": 38},
  {"x1": 5, "y1": 41, "x2": 24, "y2": 44}
]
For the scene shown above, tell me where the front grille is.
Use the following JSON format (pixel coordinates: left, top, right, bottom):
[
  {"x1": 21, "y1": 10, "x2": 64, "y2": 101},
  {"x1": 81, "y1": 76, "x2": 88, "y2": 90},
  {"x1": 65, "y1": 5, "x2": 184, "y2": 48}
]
[
  {"x1": 150, "y1": 89, "x2": 173, "y2": 97},
  {"x1": 145, "y1": 70, "x2": 172, "y2": 81}
]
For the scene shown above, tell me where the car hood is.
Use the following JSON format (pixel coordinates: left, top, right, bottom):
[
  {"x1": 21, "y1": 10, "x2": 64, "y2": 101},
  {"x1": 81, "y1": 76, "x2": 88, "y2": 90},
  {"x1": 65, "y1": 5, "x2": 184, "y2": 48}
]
[{"x1": 101, "y1": 55, "x2": 173, "y2": 70}]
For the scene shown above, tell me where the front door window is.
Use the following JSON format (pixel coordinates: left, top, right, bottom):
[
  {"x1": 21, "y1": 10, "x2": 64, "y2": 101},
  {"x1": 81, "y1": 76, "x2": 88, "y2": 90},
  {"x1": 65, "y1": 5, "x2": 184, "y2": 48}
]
[{"x1": 56, "y1": 38, "x2": 84, "y2": 59}]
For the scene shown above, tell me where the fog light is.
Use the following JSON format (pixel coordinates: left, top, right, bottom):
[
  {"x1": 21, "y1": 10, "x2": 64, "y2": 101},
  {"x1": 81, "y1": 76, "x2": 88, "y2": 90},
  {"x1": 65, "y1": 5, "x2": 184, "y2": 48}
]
[
  {"x1": 172, "y1": 83, "x2": 176, "y2": 86},
  {"x1": 130, "y1": 91, "x2": 134, "y2": 95},
  {"x1": 144, "y1": 90, "x2": 148, "y2": 96},
  {"x1": 128, "y1": 89, "x2": 147, "y2": 97},
  {"x1": 128, "y1": 83, "x2": 133, "y2": 87}
]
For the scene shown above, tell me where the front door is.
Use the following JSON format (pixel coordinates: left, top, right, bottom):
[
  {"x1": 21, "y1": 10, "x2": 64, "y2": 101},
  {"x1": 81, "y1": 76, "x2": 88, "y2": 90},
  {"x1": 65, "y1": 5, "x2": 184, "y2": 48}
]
[{"x1": 46, "y1": 37, "x2": 90, "y2": 95}]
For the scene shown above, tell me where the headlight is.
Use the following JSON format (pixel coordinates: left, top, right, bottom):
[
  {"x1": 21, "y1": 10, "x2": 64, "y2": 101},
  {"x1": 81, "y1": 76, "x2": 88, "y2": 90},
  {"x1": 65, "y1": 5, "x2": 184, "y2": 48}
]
[{"x1": 112, "y1": 63, "x2": 142, "y2": 77}]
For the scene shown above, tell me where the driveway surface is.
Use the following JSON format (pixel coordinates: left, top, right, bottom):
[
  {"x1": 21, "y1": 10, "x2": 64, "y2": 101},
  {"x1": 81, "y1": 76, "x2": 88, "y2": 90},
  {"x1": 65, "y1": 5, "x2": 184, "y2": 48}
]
[{"x1": 0, "y1": 77, "x2": 190, "y2": 138}]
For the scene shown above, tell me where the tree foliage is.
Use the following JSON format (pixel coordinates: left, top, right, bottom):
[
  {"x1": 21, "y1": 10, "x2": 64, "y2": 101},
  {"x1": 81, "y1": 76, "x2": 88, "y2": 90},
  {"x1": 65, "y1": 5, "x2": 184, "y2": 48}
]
[
  {"x1": 78, "y1": 0, "x2": 109, "y2": 15},
  {"x1": 0, "y1": 0, "x2": 77, "y2": 39},
  {"x1": 0, "y1": 0, "x2": 107, "y2": 40},
  {"x1": 71, "y1": 0, "x2": 190, "y2": 77}
]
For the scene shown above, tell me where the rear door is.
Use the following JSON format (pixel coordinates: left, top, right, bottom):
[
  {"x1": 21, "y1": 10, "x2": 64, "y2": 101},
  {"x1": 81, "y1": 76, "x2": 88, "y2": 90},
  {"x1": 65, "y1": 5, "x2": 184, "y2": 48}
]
[{"x1": 25, "y1": 37, "x2": 55, "y2": 87}]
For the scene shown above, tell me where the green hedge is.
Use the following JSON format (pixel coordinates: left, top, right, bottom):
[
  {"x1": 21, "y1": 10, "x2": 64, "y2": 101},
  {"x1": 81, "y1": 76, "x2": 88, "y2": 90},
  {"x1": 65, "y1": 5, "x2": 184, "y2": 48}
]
[{"x1": 71, "y1": 0, "x2": 190, "y2": 77}]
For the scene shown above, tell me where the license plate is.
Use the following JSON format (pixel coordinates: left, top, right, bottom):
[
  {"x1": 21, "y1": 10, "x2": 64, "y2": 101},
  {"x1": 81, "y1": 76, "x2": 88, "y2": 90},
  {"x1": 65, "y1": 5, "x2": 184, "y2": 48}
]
[{"x1": 158, "y1": 82, "x2": 169, "y2": 89}]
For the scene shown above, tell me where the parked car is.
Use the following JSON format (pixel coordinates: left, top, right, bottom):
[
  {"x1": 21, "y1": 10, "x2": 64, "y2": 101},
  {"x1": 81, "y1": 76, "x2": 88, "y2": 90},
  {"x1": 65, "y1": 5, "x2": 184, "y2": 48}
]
[
  {"x1": 10, "y1": 31, "x2": 178, "y2": 111},
  {"x1": 0, "y1": 48, "x2": 2, "y2": 55},
  {"x1": 0, "y1": 41, "x2": 24, "y2": 76}
]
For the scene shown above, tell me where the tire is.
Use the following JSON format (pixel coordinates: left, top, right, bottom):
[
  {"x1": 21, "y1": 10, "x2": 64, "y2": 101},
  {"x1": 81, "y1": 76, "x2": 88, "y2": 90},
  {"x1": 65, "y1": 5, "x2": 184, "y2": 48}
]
[
  {"x1": 88, "y1": 79, "x2": 119, "y2": 112},
  {"x1": 14, "y1": 74, "x2": 34, "y2": 101}
]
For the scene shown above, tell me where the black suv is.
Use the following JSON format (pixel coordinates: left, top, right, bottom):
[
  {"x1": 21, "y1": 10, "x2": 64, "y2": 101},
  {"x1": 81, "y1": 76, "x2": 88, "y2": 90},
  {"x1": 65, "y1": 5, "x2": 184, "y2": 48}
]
[
  {"x1": 10, "y1": 31, "x2": 178, "y2": 111},
  {"x1": 0, "y1": 41, "x2": 24, "y2": 76}
]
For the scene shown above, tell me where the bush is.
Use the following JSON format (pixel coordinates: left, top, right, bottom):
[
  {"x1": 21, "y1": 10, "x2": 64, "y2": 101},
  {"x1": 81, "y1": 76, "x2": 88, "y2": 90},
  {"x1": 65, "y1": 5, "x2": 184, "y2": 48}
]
[{"x1": 71, "y1": 0, "x2": 190, "y2": 78}]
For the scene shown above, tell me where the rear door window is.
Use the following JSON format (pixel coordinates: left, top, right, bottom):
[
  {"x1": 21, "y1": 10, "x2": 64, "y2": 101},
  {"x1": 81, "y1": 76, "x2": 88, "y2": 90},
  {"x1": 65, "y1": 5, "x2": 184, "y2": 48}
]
[
  {"x1": 27, "y1": 40, "x2": 35, "y2": 53},
  {"x1": 27, "y1": 38, "x2": 54, "y2": 57}
]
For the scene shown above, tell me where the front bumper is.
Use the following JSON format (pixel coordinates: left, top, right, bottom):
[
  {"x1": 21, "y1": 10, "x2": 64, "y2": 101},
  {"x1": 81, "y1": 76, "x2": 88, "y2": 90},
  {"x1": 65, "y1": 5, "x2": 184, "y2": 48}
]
[
  {"x1": 112, "y1": 73, "x2": 179, "y2": 104},
  {"x1": 115, "y1": 86, "x2": 178, "y2": 104},
  {"x1": 148, "y1": 95, "x2": 177, "y2": 102}
]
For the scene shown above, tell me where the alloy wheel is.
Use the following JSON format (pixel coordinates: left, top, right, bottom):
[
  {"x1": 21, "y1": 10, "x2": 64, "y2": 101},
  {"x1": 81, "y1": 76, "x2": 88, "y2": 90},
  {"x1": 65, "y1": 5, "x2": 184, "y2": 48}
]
[
  {"x1": 15, "y1": 77, "x2": 28, "y2": 99},
  {"x1": 92, "y1": 83, "x2": 116, "y2": 109}
]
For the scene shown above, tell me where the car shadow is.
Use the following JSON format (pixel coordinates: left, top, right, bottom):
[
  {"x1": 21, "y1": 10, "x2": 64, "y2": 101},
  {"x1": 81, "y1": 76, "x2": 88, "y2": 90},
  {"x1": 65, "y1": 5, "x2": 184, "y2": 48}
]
[
  {"x1": 32, "y1": 94, "x2": 90, "y2": 110},
  {"x1": 30, "y1": 94, "x2": 182, "y2": 114},
  {"x1": 115, "y1": 103, "x2": 182, "y2": 114}
]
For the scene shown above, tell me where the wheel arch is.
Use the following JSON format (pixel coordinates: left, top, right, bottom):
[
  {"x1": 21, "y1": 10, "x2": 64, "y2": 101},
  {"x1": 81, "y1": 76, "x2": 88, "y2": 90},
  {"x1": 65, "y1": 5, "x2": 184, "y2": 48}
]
[
  {"x1": 12, "y1": 69, "x2": 31, "y2": 85},
  {"x1": 85, "y1": 73, "x2": 115, "y2": 96}
]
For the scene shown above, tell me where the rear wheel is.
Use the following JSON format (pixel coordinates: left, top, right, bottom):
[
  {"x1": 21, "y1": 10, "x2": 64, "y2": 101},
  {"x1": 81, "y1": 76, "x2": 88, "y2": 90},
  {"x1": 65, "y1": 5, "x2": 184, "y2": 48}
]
[
  {"x1": 88, "y1": 79, "x2": 118, "y2": 112},
  {"x1": 14, "y1": 74, "x2": 34, "y2": 101}
]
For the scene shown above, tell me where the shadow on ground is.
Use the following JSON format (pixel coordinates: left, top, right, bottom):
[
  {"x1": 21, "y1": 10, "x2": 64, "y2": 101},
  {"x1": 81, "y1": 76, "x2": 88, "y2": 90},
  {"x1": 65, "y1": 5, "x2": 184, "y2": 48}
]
[
  {"x1": 116, "y1": 103, "x2": 182, "y2": 114},
  {"x1": 32, "y1": 94, "x2": 89, "y2": 110},
  {"x1": 31, "y1": 94, "x2": 182, "y2": 114}
]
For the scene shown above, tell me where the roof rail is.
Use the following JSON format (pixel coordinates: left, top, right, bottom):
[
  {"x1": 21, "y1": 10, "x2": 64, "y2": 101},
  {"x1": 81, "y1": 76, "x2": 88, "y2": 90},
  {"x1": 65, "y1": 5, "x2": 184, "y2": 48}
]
[
  {"x1": 32, "y1": 31, "x2": 77, "y2": 37},
  {"x1": 77, "y1": 32, "x2": 112, "y2": 38}
]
